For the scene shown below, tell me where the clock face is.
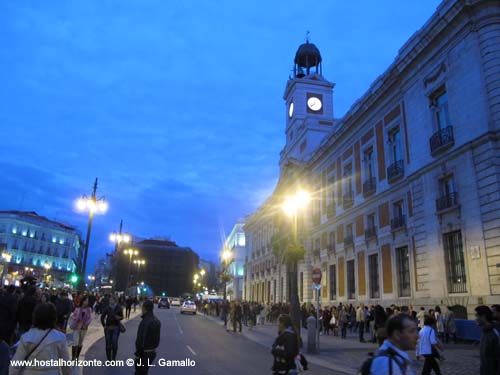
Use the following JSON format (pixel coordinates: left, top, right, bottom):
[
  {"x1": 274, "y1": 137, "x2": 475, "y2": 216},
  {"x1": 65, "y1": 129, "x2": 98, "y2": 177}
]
[
  {"x1": 307, "y1": 96, "x2": 322, "y2": 111},
  {"x1": 288, "y1": 102, "x2": 294, "y2": 118}
]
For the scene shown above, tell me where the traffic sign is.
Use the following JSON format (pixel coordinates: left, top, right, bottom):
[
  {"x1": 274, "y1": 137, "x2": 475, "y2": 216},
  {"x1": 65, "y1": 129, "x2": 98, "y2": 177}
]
[{"x1": 312, "y1": 268, "x2": 322, "y2": 284}]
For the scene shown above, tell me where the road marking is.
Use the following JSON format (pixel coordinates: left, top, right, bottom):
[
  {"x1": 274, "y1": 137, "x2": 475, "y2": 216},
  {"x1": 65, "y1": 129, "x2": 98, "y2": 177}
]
[
  {"x1": 186, "y1": 345, "x2": 196, "y2": 356},
  {"x1": 173, "y1": 311, "x2": 183, "y2": 334}
]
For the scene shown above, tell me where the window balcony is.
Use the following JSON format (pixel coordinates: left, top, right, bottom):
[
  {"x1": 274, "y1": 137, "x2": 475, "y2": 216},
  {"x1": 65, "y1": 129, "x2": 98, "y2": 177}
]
[
  {"x1": 364, "y1": 226, "x2": 377, "y2": 240},
  {"x1": 430, "y1": 126, "x2": 454, "y2": 156},
  {"x1": 326, "y1": 203, "x2": 336, "y2": 218},
  {"x1": 391, "y1": 215, "x2": 406, "y2": 231},
  {"x1": 343, "y1": 235, "x2": 354, "y2": 247},
  {"x1": 343, "y1": 191, "x2": 354, "y2": 209},
  {"x1": 436, "y1": 192, "x2": 459, "y2": 212},
  {"x1": 363, "y1": 177, "x2": 377, "y2": 198},
  {"x1": 312, "y1": 248, "x2": 320, "y2": 258},
  {"x1": 327, "y1": 244, "x2": 335, "y2": 253},
  {"x1": 387, "y1": 160, "x2": 404, "y2": 183}
]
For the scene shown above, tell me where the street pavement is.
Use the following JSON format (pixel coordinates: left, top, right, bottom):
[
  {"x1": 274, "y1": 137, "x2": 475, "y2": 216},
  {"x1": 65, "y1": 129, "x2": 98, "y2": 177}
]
[
  {"x1": 83, "y1": 306, "x2": 339, "y2": 375},
  {"x1": 80, "y1": 306, "x2": 482, "y2": 375}
]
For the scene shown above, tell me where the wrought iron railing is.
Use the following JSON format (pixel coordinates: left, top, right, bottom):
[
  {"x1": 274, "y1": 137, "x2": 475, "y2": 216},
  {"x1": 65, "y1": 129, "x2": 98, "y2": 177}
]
[
  {"x1": 364, "y1": 226, "x2": 377, "y2": 240},
  {"x1": 343, "y1": 191, "x2": 354, "y2": 209},
  {"x1": 363, "y1": 177, "x2": 377, "y2": 197},
  {"x1": 391, "y1": 215, "x2": 406, "y2": 230},
  {"x1": 430, "y1": 126, "x2": 454, "y2": 155},
  {"x1": 436, "y1": 192, "x2": 459, "y2": 211},
  {"x1": 387, "y1": 160, "x2": 404, "y2": 182},
  {"x1": 344, "y1": 235, "x2": 354, "y2": 247}
]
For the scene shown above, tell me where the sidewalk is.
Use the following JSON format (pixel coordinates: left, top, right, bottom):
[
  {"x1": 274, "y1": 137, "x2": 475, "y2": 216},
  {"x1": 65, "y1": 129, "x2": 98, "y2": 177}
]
[
  {"x1": 81, "y1": 308, "x2": 142, "y2": 359},
  {"x1": 201, "y1": 314, "x2": 481, "y2": 375}
]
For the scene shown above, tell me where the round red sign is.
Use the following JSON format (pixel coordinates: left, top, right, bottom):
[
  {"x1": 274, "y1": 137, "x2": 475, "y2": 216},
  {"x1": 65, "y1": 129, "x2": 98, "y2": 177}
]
[{"x1": 312, "y1": 268, "x2": 322, "y2": 284}]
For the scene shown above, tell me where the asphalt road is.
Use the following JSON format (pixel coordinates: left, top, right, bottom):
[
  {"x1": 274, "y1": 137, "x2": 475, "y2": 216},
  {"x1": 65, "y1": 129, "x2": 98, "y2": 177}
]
[{"x1": 83, "y1": 306, "x2": 339, "y2": 375}]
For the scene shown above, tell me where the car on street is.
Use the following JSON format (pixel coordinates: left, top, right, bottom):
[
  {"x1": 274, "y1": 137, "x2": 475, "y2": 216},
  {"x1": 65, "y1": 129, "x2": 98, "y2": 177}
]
[
  {"x1": 170, "y1": 297, "x2": 181, "y2": 306},
  {"x1": 158, "y1": 297, "x2": 170, "y2": 309},
  {"x1": 180, "y1": 300, "x2": 197, "y2": 314}
]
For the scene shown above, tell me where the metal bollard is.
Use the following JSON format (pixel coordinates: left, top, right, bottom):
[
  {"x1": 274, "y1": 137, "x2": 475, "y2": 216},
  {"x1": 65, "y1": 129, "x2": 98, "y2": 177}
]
[{"x1": 307, "y1": 315, "x2": 317, "y2": 354}]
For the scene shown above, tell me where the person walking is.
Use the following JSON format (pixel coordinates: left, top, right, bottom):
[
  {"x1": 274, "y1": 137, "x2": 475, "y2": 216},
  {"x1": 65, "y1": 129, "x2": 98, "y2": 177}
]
[
  {"x1": 10, "y1": 303, "x2": 71, "y2": 375},
  {"x1": 475, "y1": 305, "x2": 500, "y2": 375},
  {"x1": 434, "y1": 306, "x2": 444, "y2": 341},
  {"x1": 134, "y1": 300, "x2": 161, "y2": 375},
  {"x1": 271, "y1": 314, "x2": 300, "y2": 374},
  {"x1": 231, "y1": 302, "x2": 243, "y2": 333},
  {"x1": 367, "y1": 314, "x2": 418, "y2": 375},
  {"x1": 417, "y1": 315, "x2": 443, "y2": 375},
  {"x1": 444, "y1": 306, "x2": 457, "y2": 344},
  {"x1": 101, "y1": 296, "x2": 124, "y2": 361},
  {"x1": 356, "y1": 304, "x2": 366, "y2": 342},
  {"x1": 125, "y1": 297, "x2": 133, "y2": 320},
  {"x1": 338, "y1": 305, "x2": 348, "y2": 339},
  {"x1": 69, "y1": 296, "x2": 92, "y2": 360}
]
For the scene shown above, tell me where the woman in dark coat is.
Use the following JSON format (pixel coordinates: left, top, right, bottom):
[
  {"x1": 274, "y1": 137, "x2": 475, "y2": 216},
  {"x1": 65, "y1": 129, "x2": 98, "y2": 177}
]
[{"x1": 271, "y1": 314, "x2": 300, "y2": 374}]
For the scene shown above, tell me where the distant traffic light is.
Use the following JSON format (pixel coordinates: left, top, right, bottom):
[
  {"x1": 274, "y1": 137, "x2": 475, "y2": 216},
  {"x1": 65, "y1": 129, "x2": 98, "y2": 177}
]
[
  {"x1": 70, "y1": 274, "x2": 79, "y2": 284},
  {"x1": 161, "y1": 292, "x2": 166, "y2": 297}
]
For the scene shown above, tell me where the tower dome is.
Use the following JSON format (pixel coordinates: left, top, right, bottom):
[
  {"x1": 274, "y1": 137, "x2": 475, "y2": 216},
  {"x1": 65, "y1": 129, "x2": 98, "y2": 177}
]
[{"x1": 293, "y1": 41, "x2": 323, "y2": 78}]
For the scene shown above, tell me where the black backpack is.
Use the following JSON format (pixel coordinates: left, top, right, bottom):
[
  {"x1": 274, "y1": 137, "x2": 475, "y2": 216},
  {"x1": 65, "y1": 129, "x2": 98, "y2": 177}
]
[{"x1": 358, "y1": 347, "x2": 406, "y2": 375}]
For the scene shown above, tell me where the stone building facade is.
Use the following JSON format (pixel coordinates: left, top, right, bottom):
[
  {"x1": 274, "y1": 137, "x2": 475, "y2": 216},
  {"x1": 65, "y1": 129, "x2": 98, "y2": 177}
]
[
  {"x1": 0, "y1": 211, "x2": 81, "y2": 286},
  {"x1": 245, "y1": 0, "x2": 500, "y2": 316}
]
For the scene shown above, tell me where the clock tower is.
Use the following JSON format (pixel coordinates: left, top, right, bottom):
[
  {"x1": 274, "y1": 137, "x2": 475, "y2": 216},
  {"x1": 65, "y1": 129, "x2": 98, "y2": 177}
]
[{"x1": 281, "y1": 40, "x2": 335, "y2": 166}]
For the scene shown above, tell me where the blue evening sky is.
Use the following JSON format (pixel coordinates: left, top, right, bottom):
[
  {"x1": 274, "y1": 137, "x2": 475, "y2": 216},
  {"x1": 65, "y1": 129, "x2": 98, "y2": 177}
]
[{"x1": 0, "y1": 1, "x2": 442, "y2": 271}]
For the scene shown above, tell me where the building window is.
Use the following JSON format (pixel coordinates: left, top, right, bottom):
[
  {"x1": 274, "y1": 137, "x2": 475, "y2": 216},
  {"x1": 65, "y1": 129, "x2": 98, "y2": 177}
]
[
  {"x1": 347, "y1": 260, "x2": 355, "y2": 299},
  {"x1": 329, "y1": 264, "x2": 337, "y2": 300},
  {"x1": 431, "y1": 88, "x2": 451, "y2": 130},
  {"x1": 395, "y1": 246, "x2": 411, "y2": 297},
  {"x1": 365, "y1": 213, "x2": 377, "y2": 239},
  {"x1": 436, "y1": 174, "x2": 458, "y2": 211},
  {"x1": 300, "y1": 139, "x2": 307, "y2": 153},
  {"x1": 363, "y1": 147, "x2": 375, "y2": 179},
  {"x1": 391, "y1": 200, "x2": 406, "y2": 230},
  {"x1": 443, "y1": 230, "x2": 467, "y2": 293},
  {"x1": 344, "y1": 224, "x2": 354, "y2": 246},
  {"x1": 368, "y1": 254, "x2": 380, "y2": 298},
  {"x1": 388, "y1": 128, "x2": 402, "y2": 163},
  {"x1": 344, "y1": 164, "x2": 353, "y2": 194},
  {"x1": 328, "y1": 231, "x2": 335, "y2": 252}
]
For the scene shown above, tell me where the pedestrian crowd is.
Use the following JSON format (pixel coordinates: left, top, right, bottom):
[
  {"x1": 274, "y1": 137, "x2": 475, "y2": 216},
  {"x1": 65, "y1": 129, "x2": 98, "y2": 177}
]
[
  {"x1": 199, "y1": 299, "x2": 500, "y2": 375},
  {"x1": 0, "y1": 278, "x2": 161, "y2": 375}
]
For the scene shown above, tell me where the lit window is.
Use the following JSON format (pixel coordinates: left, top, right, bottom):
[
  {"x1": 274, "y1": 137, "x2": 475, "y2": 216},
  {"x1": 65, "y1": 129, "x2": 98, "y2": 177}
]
[
  {"x1": 59, "y1": 239, "x2": 65, "y2": 245},
  {"x1": 52, "y1": 237, "x2": 57, "y2": 243},
  {"x1": 22, "y1": 230, "x2": 27, "y2": 236},
  {"x1": 12, "y1": 228, "x2": 17, "y2": 234}
]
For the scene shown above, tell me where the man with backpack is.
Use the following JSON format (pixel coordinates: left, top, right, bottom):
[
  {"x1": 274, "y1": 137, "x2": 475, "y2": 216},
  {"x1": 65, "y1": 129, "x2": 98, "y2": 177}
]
[
  {"x1": 359, "y1": 313, "x2": 418, "y2": 375},
  {"x1": 135, "y1": 300, "x2": 161, "y2": 375}
]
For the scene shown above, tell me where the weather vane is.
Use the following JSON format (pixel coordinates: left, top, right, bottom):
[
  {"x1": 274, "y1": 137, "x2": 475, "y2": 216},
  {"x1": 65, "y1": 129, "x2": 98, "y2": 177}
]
[{"x1": 306, "y1": 30, "x2": 310, "y2": 43}]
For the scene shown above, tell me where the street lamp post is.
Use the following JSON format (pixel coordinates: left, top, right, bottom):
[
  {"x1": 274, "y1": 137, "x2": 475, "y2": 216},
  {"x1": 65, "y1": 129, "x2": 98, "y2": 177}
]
[
  {"x1": 76, "y1": 178, "x2": 108, "y2": 290},
  {"x1": 133, "y1": 259, "x2": 145, "y2": 284},
  {"x1": 109, "y1": 222, "x2": 131, "y2": 289},
  {"x1": 43, "y1": 263, "x2": 52, "y2": 286},
  {"x1": 282, "y1": 190, "x2": 310, "y2": 336},
  {"x1": 124, "y1": 248, "x2": 138, "y2": 290},
  {"x1": 221, "y1": 250, "x2": 233, "y2": 301},
  {"x1": 88, "y1": 275, "x2": 96, "y2": 289}
]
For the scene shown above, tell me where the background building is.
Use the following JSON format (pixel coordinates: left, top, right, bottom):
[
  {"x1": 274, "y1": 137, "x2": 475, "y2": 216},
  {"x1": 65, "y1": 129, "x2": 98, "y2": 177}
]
[
  {"x1": 0, "y1": 210, "x2": 81, "y2": 287},
  {"x1": 113, "y1": 238, "x2": 199, "y2": 296},
  {"x1": 221, "y1": 220, "x2": 246, "y2": 300},
  {"x1": 245, "y1": 0, "x2": 500, "y2": 317}
]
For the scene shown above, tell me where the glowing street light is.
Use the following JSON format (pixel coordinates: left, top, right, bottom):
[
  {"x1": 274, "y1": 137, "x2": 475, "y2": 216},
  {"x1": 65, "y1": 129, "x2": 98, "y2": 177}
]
[
  {"x1": 124, "y1": 248, "x2": 139, "y2": 287},
  {"x1": 200, "y1": 269, "x2": 206, "y2": 276},
  {"x1": 1, "y1": 252, "x2": 12, "y2": 285},
  {"x1": 75, "y1": 178, "x2": 107, "y2": 290},
  {"x1": 281, "y1": 189, "x2": 310, "y2": 336}
]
